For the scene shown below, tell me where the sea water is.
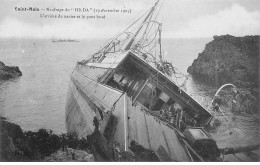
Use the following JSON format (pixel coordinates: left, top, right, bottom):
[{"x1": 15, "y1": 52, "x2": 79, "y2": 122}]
[{"x1": 0, "y1": 38, "x2": 259, "y2": 149}]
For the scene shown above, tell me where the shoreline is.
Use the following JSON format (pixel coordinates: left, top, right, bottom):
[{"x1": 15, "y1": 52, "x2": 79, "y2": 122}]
[{"x1": 0, "y1": 116, "x2": 95, "y2": 161}]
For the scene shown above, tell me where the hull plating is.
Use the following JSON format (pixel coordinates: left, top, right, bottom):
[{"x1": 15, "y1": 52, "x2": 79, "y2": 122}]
[{"x1": 65, "y1": 66, "x2": 122, "y2": 137}]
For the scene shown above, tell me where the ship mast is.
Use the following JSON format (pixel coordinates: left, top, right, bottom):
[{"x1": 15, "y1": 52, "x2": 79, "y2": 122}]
[{"x1": 123, "y1": 0, "x2": 160, "y2": 51}]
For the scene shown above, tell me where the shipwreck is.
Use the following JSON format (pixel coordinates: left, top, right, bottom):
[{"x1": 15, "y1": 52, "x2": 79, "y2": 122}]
[{"x1": 65, "y1": 1, "x2": 259, "y2": 161}]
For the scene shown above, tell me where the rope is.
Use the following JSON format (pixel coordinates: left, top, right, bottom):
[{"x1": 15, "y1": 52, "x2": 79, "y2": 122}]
[
  {"x1": 233, "y1": 153, "x2": 244, "y2": 161},
  {"x1": 141, "y1": 39, "x2": 160, "y2": 55},
  {"x1": 139, "y1": 11, "x2": 155, "y2": 44},
  {"x1": 142, "y1": 0, "x2": 163, "y2": 41},
  {"x1": 141, "y1": 28, "x2": 160, "y2": 48},
  {"x1": 123, "y1": 10, "x2": 150, "y2": 33}
]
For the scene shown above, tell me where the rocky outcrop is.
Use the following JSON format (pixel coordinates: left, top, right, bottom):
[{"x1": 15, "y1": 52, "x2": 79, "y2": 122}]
[
  {"x1": 0, "y1": 117, "x2": 95, "y2": 161},
  {"x1": 188, "y1": 35, "x2": 259, "y2": 114},
  {"x1": 0, "y1": 117, "x2": 23, "y2": 141},
  {"x1": 0, "y1": 61, "x2": 22, "y2": 80},
  {"x1": 0, "y1": 117, "x2": 21, "y2": 161},
  {"x1": 214, "y1": 88, "x2": 258, "y2": 114},
  {"x1": 0, "y1": 128, "x2": 17, "y2": 161},
  {"x1": 187, "y1": 35, "x2": 259, "y2": 88},
  {"x1": 44, "y1": 148, "x2": 94, "y2": 162}
]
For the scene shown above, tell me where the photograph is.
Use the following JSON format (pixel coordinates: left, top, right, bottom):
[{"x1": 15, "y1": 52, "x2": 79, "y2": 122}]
[{"x1": 0, "y1": 0, "x2": 259, "y2": 162}]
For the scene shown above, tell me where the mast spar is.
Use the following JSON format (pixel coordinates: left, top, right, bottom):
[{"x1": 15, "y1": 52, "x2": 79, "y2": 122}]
[{"x1": 123, "y1": 0, "x2": 160, "y2": 51}]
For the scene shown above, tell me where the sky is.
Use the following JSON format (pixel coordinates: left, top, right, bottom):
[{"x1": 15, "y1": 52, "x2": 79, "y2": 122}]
[{"x1": 0, "y1": 0, "x2": 259, "y2": 39}]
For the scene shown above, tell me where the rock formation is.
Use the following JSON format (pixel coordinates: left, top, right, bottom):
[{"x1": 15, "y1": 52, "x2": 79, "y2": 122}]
[
  {"x1": 44, "y1": 148, "x2": 94, "y2": 162},
  {"x1": 0, "y1": 116, "x2": 22, "y2": 161},
  {"x1": 188, "y1": 35, "x2": 259, "y2": 114},
  {"x1": 0, "y1": 61, "x2": 22, "y2": 80},
  {"x1": 187, "y1": 35, "x2": 259, "y2": 88},
  {"x1": 0, "y1": 116, "x2": 95, "y2": 161}
]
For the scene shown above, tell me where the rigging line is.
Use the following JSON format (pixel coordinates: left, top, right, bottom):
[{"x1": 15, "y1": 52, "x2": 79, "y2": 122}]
[
  {"x1": 96, "y1": 9, "x2": 148, "y2": 54},
  {"x1": 139, "y1": 10, "x2": 155, "y2": 44},
  {"x1": 141, "y1": 28, "x2": 159, "y2": 48},
  {"x1": 143, "y1": 39, "x2": 160, "y2": 54},
  {"x1": 141, "y1": 39, "x2": 153, "y2": 54},
  {"x1": 137, "y1": 47, "x2": 154, "y2": 59},
  {"x1": 135, "y1": 48, "x2": 154, "y2": 57},
  {"x1": 233, "y1": 154, "x2": 244, "y2": 161},
  {"x1": 120, "y1": 33, "x2": 132, "y2": 47},
  {"x1": 172, "y1": 66, "x2": 188, "y2": 78},
  {"x1": 140, "y1": 22, "x2": 158, "y2": 47},
  {"x1": 171, "y1": 70, "x2": 180, "y2": 86},
  {"x1": 145, "y1": 59, "x2": 157, "y2": 63},
  {"x1": 142, "y1": 30, "x2": 159, "y2": 48},
  {"x1": 141, "y1": 0, "x2": 162, "y2": 43},
  {"x1": 95, "y1": 38, "x2": 113, "y2": 53},
  {"x1": 145, "y1": 24, "x2": 159, "y2": 39},
  {"x1": 139, "y1": 27, "x2": 157, "y2": 51},
  {"x1": 150, "y1": 71, "x2": 168, "y2": 84},
  {"x1": 142, "y1": 20, "x2": 156, "y2": 42},
  {"x1": 105, "y1": 37, "x2": 129, "y2": 53},
  {"x1": 142, "y1": 0, "x2": 162, "y2": 41},
  {"x1": 139, "y1": 2, "x2": 160, "y2": 44},
  {"x1": 123, "y1": 9, "x2": 150, "y2": 33},
  {"x1": 105, "y1": 50, "x2": 121, "y2": 54},
  {"x1": 105, "y1": 34, "x2": 132, "y2": 53},
  {"x1": 97, "y1": 40, "x2": 114, "y2": 54},
  {"x1": 139, "y1": 36, "x2": 159, "y2": 53},
  {"x1": 96, "y1": 37, "x2": 117, "y2": 54},
  {"x1": 104, "y1": 32, "x2": 132, "y2": 52},
  {"x1": 155, "y1": 35, "x2": 157, "y2": 62}
]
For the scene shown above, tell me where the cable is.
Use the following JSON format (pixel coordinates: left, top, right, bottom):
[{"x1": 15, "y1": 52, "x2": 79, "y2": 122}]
[
  {"x1": 142, "y1": 28, "x2": 160, "y2": 48},
  {"x1": 142, "y1": 0, "x2": 163, "y2": 41},
  {"x1": 123, "y1": 10, "x2": 150, "y2": 33},
  {"x1": 233, "y1": 153, "x2": 244, "y2": 161}
]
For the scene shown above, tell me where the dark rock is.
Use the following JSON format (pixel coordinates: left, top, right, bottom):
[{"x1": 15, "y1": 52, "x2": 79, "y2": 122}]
[
  {"x1": 87, "y1": 117, "x2": 113, "y2": 161},
  {"x1": 0, "y1": 116, "x2": 7, "y2": 120},
  {"x1": 0, "y1": 117, "x2": 23, "y2": 141},
  {"x1": 129, "y1": 140, "x2": 160, "y2": 162},
  {"x1": 0, "y1": 128, "x2": 16, "y2": 161},
  {"x1": 0, "y1": 61, "x2": 22, "y2": 80},
  {"x1": 44, "y1": 148, "x2": 94, "y2": 162},
  {"x1": 187, "y1": 35, "x2": 259, "y2": 114},
  {"x1": 187, "y1": 35, "x2": 259, "y2": 88},
  {"x1": 0, "y1": 116, "x2": 96, "y2": 161},
  {"x1": 0, "y1": 118, "x2": 21, "y2": 161},
  {"x1": 220, "y1": 88, "x2": 258, "y2": 114}
]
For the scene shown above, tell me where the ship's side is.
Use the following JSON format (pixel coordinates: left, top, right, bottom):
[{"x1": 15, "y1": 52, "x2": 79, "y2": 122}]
[
  {"x1": 108, "y1": 93, "x2": 192, "y2": 161},
  {"x1": 65, "y1": 61, "x2": 123, "y2": 137},
  {"x1": 64, "y1": 0, "x2": 260, "y2": 161},
  {"x1": 65, "y1": 49, "x2": 130, "y2": 136},
  {"x1": 65, "y1": 50, "x2": 215, "y2": 161},
  {"x1": 65, "y1": 1, "x2": 215, "y2": 161},
  {"x1": 102, "y1": 52, "x2": 214, "y2": 161}
]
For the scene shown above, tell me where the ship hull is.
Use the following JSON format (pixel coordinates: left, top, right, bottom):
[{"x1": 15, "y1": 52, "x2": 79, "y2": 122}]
[
  {"x1": 110, "y1": 94, "x2": 192, "y2": 161},
  {"x1": 65, "y1": 63, "x2": 191, "y2": 161},
  {"x1": 65, "y1": 64, "x2": 123, "y2": 137}
]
